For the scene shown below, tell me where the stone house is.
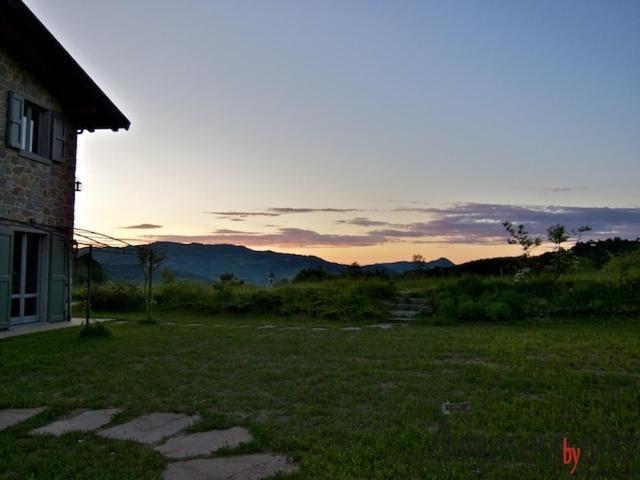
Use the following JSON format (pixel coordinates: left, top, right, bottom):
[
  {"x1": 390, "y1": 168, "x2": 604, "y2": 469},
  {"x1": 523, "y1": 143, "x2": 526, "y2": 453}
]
[{"x1": 0, "y1": 0, "x2": 129, "y2": 329}]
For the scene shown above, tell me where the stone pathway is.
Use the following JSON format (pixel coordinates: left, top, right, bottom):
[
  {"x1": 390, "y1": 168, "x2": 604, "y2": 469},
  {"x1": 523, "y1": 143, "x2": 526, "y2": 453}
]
[
  {"x1": 389, "y1": 291, "x2": 426, "y2": 322},
  {"x1": 156, "y1": 426, "x2": 252, "y2": 459},
  {"x1": 163, "y1": 454, "x2": 298, "y2": 480},
  {"x1": 2, "y1": 408, "x2": 297, "y2": 479},
  {"x1": 99, "y1": 412, "x2": 200, "y2": 444},
  {"x1": 0, "y1": 407, "x2": 44, "y2": 431},
  {"x1": 32, "y1": 408, "x2": 120, "y2": 436},
  {"x1": 159, "y1": 322, "x2": 404, "y2": 333}
]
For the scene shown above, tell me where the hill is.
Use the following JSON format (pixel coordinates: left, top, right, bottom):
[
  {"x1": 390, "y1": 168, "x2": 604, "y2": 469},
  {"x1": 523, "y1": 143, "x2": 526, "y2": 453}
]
[{"x1": 83, "y1": 242, "x2": 454, "y2": 285}]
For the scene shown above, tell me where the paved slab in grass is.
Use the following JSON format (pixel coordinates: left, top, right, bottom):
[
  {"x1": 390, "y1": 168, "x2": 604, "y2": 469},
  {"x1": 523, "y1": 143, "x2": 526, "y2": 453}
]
[
  {"x1": 31, "y1": 408, "x2": 121, "y2": 436},
  {"x1": 162, "y1": 454, "x2": 298, "y2": 480},
  {"x1": 99, "y1": 413, "x2": 200, "y2": 445},
  {"x1": 341, "y1": 326, "x2": 361, "y2": 331},
  {"x1": 0, "y1": 408, "x2": 45, "y2": 431},
  {"x1": 155, "y1": 426, "x2": 253, "y2": 459}
]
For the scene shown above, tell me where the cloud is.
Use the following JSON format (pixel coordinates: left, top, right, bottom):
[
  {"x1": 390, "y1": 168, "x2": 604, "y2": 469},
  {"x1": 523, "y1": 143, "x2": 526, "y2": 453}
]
[
  {"x1": 147, "y1": 203, "x2": 640, "y2": 248},
  {"x1": 121, "y1": 223, "x2": 162, "y2": 229},
  {"x1": 212, "y1": 229, "x2": 259, "y2": 235},
  {"x1": 337, "y1": 217, "x2": 391, "y2": 227},
  {"x1": 542, "y1": 186, "x2": 590, "y2": 193},
  {"x1": 145, "y1": 228, "x2": 384, "y2": 248},
  {"x1": 382, "y1": 203, "x2": 640, "y2": 243},
  {"x1": 269, "y1": 207, "x2": 361, "y2": 214},
  {"x1": 205, "y1": 211, "x2": 281, "y2": 218},
  {"x1": 205, "y1": 207, "x2": 362, "y2": 218}
]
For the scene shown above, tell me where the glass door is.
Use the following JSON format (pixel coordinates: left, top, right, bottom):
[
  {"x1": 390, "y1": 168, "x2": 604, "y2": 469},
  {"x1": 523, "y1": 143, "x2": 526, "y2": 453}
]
[{"x1": 11, "y1": 232, "x2": 41, "y2": 325}]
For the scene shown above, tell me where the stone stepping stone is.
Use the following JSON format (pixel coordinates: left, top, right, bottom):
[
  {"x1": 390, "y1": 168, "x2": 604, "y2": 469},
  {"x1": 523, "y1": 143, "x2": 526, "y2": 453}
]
[
  {"x1": 162, "y1": 454, "x2": 298, "y2": 480},
  {"x1": 341, "y1": 327, "x2": 361, "y2": 331},
  {"x1": 365, "y1": 323, "x2": 393, "y2": 330},
  {"x1": 0, "y1": 407, "x2": 45, "y2": 431},
  {"x1": 99, "y1": 412, "x2": 199, "y2": 445},
  {"x1": 155, "y1": 426, "x2": 253, "y2": 459},
  {"x1": 310, "y1": 327, "x2": 328, "y2": 331},
  {"x1": 256, "y1": 325, "x2": 277, "y2": 329},
  {"x1": 280, "y1": 326, "x2": 303, "y2": 330},
  {"x1": 31, "y1": 408, "x2": 120, "y2": 436},
  {"x1": 441, "y1": 401, "x2": 471, "y2": 415}
]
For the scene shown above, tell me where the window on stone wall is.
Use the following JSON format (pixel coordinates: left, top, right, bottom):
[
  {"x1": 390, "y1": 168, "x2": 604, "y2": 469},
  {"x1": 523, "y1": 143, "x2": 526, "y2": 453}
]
[
  {"x1": 6, "y1": 91, "x2": 66, "y2": 163},
  {"x1": 22, "y1": 100, "x2": 49, "y2": 156}
]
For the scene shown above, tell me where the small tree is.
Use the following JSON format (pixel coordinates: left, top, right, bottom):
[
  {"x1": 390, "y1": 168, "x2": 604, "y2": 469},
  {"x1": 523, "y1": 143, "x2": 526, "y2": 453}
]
[
  {"x1": 160, "y1": 268, "x2": 175, "y2": 284},
  {"x1": 547, "y1": 224, "x2": 570, "y2": 278},
  {"x1": 574, "y1": 225, "x2": 592, "y2": 243},
  {"x1": 503, "y1": 222, "x2": 542, "y2": 258},
  {"x1": 412, "y1": 254, "x2": 426, "y2": 271},
  {"x1": 547, "y1": 224, "x2": 570, "y2": 251},
  {"x1": 137, "y1": 247, "x2": 165, "y2": 321},
  {"x1": 218, "y1": 272, "x2": 243, "y2": 286},
  {"x1": 346, "y1": 262, "x2": 362, "y2": 277}
]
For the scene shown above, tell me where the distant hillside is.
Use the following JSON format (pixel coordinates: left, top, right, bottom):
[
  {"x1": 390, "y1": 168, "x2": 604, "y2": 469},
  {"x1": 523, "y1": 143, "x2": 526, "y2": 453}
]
[
  {"x1": 421, "y1": 238, "x2": 640, "y2": 277},
  {"x1": 83, "y1": 242, "x2": 453, "y2": 285},
  {"x1": 362, "y1": 258, "x2": 454, "y2": 274}
]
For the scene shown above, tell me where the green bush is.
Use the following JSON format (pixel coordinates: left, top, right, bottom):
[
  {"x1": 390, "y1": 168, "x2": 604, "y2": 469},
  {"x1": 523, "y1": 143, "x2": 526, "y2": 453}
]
[
  {"x1": 78, "y1": 322, "x2": 111, "y2": 338},
  {"x1": 79, "y1": 283, "x2": 145, "y2": 312},
  {"x1": 456, "y1": 300, "x2": 485, "y2": 322},
  {"x1": 484, "y1": 301, "x2": 512, "y2": 321}
]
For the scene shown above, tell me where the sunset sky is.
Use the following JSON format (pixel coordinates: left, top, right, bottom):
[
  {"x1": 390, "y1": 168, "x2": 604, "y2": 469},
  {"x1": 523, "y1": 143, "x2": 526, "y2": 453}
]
[{"x1": 26, "y1": 0, "x2": 640, "y2": 264}]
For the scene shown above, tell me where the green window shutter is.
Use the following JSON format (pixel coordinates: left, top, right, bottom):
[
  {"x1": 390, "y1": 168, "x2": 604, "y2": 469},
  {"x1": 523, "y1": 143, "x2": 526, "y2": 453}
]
[
  {"x1": 51, "y1": 114, "x2": 66, "y2": 161},
  {"x1": 48, "y1": 235, "x2": 69, "y2": 323},
  {"x1": 6, "y1": 91, "x2": 24, "y2": 149},
  {"x1": 0, "y1": 230, "x2": 12, "y2": 330}
]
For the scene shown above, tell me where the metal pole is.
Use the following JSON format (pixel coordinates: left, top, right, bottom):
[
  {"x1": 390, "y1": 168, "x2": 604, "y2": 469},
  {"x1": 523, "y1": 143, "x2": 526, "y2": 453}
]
[{"x1": 85, "y1": 244, "x2": 93, "y2": 328}]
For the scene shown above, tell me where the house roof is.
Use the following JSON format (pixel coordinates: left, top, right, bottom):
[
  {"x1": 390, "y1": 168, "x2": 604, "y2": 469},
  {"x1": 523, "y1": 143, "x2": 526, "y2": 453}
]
[{"x1": 0, "y1": 0, "x2": 130, "y2": 131}]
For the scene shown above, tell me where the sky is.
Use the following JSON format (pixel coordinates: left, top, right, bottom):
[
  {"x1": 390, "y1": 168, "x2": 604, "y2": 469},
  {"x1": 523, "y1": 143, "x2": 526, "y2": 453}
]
[{"x1": 26, "y1": 0, "x2": 640, "y2": 264}]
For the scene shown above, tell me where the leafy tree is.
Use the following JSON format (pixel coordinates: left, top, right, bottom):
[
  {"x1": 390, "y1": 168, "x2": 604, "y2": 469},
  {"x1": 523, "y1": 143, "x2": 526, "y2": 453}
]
[
  {"x1": 137, "y1": 246, "x2": 165, "y2": 321},
  {"x1": 293, "y1": 267, "x2": 331, "y2": 283},
  {"x1": 547, "y1": 224, "x2": 572, "y2": 278},
  {"x1": 73, "y1": 253, "x2": 107, "y2": 285},
  {"x1": 218, "y1": 272, "x2": 244, "y2": 286},
  {"x1": 547, "y1": 224, "x2": 570, "y2": 249},
  {"x1": 503, "y1": 222, "x2": 542, "y2": 258},
  {"x1": 346, "y1": 262, "x2": 362, "y2": 277},
  {"x1": 412, "y1": 254, "x2": 426, "y2": 271},
  {"x1": 573, "y1": 225, "x2": 592, "y2": 243},
  {"x1": 160, "y1": 268, "x2": 175, "y2": 284}
]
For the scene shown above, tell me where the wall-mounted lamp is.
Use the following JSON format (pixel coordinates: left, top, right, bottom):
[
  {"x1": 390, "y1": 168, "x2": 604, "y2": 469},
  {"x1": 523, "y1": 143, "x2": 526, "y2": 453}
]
[{"x1": 74, "y1": 178, "x2": 83, "y2": 192}]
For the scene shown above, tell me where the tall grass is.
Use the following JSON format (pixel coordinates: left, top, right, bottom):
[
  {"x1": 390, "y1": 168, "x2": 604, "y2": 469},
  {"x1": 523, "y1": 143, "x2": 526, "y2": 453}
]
[{"x1": 75, "y1": 279, "x2": 397, "y2": 321}]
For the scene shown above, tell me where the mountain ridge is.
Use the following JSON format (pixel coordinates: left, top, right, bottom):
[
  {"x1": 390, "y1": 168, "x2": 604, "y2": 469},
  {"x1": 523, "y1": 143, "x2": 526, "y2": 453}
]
[{"x1": 83, "y1": 241, "x2": 454, "y2": 285}]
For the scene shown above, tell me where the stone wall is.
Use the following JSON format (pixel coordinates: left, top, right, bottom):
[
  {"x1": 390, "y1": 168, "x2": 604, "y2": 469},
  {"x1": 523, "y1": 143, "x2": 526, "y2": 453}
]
[{"x1": 0, "y1": 45, "x2": 77, "y2": 234}]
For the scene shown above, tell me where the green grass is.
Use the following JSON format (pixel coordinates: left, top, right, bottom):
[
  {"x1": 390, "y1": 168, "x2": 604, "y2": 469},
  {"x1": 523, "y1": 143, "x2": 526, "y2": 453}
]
[{"x1": 1, "y1": 312, "x2": 638, "y2": 479}]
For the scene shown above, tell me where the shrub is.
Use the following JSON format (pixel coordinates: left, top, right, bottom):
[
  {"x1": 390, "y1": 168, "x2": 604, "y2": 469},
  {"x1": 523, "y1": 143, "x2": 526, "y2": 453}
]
[
  {"x1": 84, "y1": 283, "x2": 145, "y2": 312},
  {"x1": 78, "y1": 322, "x2": 111, "y2": 338},
  {"x1": 456, "y1": 300, "x2": 485, "y2": 322},
  {"x1": 484, "y1": 301, "x2": 512, "y2": 321},
  {"x1": 604, "y1": 250, "x2": 640, "y2": 279}
]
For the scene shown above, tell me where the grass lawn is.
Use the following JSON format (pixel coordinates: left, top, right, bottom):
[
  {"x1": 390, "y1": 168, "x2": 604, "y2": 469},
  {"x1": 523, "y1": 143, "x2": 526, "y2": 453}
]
[{"x1": 1, "y1": 313, "x2": 638, "y2": 479}]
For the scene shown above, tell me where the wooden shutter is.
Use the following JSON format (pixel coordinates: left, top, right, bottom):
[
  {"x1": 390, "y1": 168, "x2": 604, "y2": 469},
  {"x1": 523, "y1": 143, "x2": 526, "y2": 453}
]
[
  {"x1": 48, "y1": 235, "x2": 68, "y2": 322},
  {"x1": 0, "y1": 230, "x2": 12, "y2": 329},
  {"x1": 51, "y1": 114, "x2": 66, "y2": 162},
  {"x1": 6, "y1": 91, "x2": 24, "y2": 149}
]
